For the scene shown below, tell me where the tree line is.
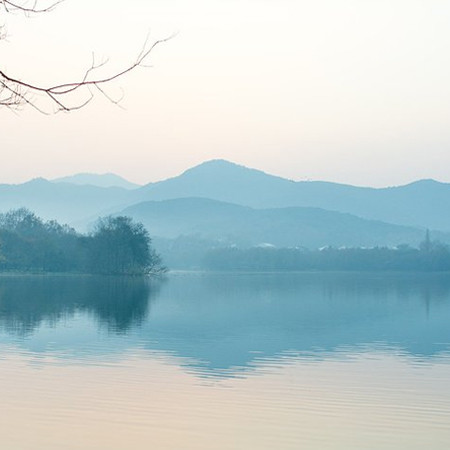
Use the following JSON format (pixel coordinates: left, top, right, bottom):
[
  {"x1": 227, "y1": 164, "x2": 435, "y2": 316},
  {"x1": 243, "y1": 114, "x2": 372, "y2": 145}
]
[
  {"x1": 204, "y1": 238, "x2": 450, "y2": 272},
  {"x1": 0, "y1": 209, "x2": 165, "y2": 275}
]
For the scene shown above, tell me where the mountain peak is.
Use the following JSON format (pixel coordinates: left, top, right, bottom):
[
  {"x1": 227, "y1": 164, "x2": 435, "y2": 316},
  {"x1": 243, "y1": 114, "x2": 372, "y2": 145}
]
[
  {"x1": 23, "y1": 177, "x2": 51, "y2": 186},
  {"x1": 408, "y1": 178, "x2": 441, "y2": 186},
  {"x1": 52, "y1": 173, "x2": 140, "y2": 190},
  {"x1": 136, "y1": 159, "x2": 298, "y2": 209},
  {"x1": 180, "y1": 159, "x2": 291, "y2": 183},
  {"x1": 193, "y1": 159, "x2": 237, "y2": 167},
  {"x1": 183, "y1": 159, "x2": 247, "y2": 174}
]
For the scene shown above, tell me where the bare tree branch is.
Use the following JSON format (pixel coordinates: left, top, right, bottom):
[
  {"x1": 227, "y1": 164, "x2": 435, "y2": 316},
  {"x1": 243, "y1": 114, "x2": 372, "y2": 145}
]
[
  {"x1": 0, "y1": 1, "x2": 172, "y2": 112},
  {"x1": 1, "y1": 0, "x2": 62, "y2": 14}
]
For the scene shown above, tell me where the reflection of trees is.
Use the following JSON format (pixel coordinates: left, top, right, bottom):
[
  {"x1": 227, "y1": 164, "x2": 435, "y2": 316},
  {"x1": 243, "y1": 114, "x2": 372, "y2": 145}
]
[
  {"x1": 202, "y1": 271, "x2": 450, "y2": 307},
  {"x1": 80, "y1": 277, "x2": 161, "y2": 333},
  {"x1": 0, "y1": 276, "x2": 162, "y2": 335}
]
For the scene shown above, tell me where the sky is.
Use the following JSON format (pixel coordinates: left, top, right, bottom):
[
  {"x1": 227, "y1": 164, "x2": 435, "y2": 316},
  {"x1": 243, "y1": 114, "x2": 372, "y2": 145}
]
[{"x1": 1, "y1": 0, "x2": 450, "y2": 187}]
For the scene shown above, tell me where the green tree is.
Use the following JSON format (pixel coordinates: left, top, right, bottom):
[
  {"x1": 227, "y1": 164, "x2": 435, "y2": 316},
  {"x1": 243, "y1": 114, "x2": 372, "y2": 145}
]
[
  {"x1": 88, "y1": 216, "x2": 165, "y2": 275},
  {"x1": 0, "y1": 208, "x2": 80, "y2": 271}
]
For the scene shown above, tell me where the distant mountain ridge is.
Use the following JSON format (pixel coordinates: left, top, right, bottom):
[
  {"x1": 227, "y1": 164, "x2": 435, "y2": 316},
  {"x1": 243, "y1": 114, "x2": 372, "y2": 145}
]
[
  {"x1": 0, "y1": 159, "x2": 450, "y2": 235},
  {"x1": 0, "y1": 178, "x2": 132, "y2": 225},
  {"x1": 53, "y1": 173, "x2": 140, "y2": 190},
  {"x1": 120, "y1": 197, "x2": 440, "y2": 249},
  {"x1": 133, "y1": 160, "x2": 450, "y2": 231}
]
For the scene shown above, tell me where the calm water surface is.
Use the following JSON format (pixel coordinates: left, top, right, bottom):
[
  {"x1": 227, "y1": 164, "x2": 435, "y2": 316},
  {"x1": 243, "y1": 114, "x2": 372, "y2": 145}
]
[{"x1": 0, "y1": 272, "x2": 449, "y2": 449}]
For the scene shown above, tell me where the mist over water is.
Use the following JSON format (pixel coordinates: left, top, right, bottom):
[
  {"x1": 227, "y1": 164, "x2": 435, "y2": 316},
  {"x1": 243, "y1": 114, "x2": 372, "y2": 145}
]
[{"x1": 1, "y1": 272, "x2": 449, "y2": 449}]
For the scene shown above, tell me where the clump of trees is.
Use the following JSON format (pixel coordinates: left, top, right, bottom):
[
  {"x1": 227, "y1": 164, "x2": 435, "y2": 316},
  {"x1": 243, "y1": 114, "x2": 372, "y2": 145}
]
[
  {"x1": 86, "y1": 216, "x2": 164, "y2": 275},
  {"x1": 0, "y1": 208, "x2": 165, "y2": 275},
  {"x1": 203, "y1": 238, "x2": 450, "y2": 272}
]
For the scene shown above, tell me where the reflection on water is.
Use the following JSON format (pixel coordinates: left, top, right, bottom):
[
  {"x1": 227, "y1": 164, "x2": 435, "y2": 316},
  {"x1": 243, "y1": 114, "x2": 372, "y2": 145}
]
[
  {"x1": 0, "y1": 272, "x2": 450, "y2": 449},
  {"x1": 0, "y1": 276, "x2": 157, "y2": 335},
  {"x1": 1, "y1": 272, "x2": 449, "y2": 370}
]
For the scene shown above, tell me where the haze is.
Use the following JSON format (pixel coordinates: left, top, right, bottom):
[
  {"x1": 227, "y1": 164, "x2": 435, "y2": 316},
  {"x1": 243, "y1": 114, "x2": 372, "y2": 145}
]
[{"x1": 1, "y1": 0, "x2": 450, "y2": 186}]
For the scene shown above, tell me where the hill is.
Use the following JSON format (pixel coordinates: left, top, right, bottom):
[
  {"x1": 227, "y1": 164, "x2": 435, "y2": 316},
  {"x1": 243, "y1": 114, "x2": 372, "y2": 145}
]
[
  {"x1": 53, "y1": 173, "x2": 140, "y2": 190},
  {"x1": 1, "y1": 160, "x2": 450, "y2": 234},
  {"x1": 135, "y1": 160, "x2": 450, "y2": 231},
  {"x1": 120, "y1": 197, "x2": 435, "y2": 249},
  {"x1": 0, "y1": 178, "x2": 132, "y2": 225}
]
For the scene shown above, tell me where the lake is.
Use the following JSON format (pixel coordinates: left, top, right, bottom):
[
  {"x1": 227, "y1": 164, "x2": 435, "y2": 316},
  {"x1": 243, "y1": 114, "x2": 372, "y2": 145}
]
[{"x1": 0, "y1": 272, "x2": 449, "y2": 449}]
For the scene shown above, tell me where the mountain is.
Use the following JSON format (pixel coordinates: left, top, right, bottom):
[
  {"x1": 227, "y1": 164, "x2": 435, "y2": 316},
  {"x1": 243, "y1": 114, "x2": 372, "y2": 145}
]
[
  {"x1": 135, "y1": 159, "x2": 301, "y2": 206},
  {"x1": 0, "y1": 178, "x2": 132, "y2": 226},
  {"x1": 120, "y1": 197, "x2": 436, "y2": 249},
  {"x1": 2, "y1": 160, "x2": 450, "y2": 234},
  {"x1": 53, "y1": 173, "x2": 140, "y2": 190},
  {"x1": 135, "y1": 160, "x2": 450, "y2": 231}
]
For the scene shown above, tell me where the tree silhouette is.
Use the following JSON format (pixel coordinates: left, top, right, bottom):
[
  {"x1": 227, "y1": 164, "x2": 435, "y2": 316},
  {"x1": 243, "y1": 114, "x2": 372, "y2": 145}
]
[
  {"x1": 88, "y1": 216, "x2": 166, "y2": 275},
  {"x1": 0, "y1": 0, "x2": 170, "y2": 112},
  {"x1": 0, "y1": 209, "x2": 165, "y2": 274}
]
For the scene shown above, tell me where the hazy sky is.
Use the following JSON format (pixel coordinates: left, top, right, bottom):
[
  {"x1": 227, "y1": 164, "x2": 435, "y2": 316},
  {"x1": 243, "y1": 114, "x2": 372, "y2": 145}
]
[{"x1": 1, "y1": 0, "x2": 450, "y2": 186}]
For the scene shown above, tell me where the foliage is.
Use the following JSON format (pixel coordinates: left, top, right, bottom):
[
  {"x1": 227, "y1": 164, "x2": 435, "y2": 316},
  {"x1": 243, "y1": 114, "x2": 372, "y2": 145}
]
[
  {"x1": 0, "y1": 209, "x2": 165, "y2": 274},
  {"x1": 86, "y1": 216, "x2": 165, "y2": 275},
  {"x1": 203, "y1": 239, "x2": 450, "y2": 272}
]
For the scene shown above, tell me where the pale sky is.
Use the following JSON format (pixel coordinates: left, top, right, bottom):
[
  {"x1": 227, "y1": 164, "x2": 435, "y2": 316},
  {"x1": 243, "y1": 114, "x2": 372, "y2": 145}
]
[{"x1": 1, "y1": 0, "x2": 450, "y2": 186}]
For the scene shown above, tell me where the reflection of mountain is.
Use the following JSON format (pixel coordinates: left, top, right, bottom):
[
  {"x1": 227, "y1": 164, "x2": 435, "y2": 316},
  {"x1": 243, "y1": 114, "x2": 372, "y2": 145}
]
[
  {"x1": 141, "y1": 273, "x2": 450, "y2": 373},
  {"x1": 0, "y1": 274, "x2": 449, "y2": 377}
]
